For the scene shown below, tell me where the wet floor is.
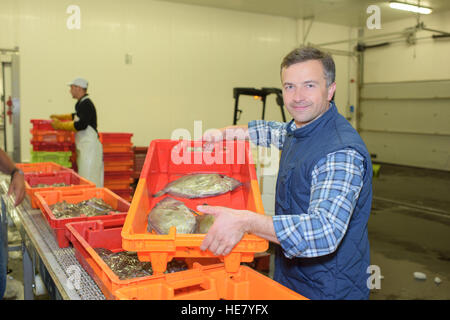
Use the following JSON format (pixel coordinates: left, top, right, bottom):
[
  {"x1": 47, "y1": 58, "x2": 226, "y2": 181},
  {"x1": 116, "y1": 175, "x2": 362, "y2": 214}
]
[{"x1": 369, "y1": 163, "x2": 450, "y2": 300}]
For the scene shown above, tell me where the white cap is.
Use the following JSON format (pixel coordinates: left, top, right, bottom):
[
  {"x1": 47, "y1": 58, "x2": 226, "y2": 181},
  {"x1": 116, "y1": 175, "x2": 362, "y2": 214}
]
[{"x1": 67, "y1": 77, "x2": 88, "y2": 89}]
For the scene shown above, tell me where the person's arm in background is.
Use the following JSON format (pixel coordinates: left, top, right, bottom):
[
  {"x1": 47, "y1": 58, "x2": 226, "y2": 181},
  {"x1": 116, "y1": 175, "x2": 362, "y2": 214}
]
[{"x1": 0, "y1": 149, "x2": 25, "y2": 206}]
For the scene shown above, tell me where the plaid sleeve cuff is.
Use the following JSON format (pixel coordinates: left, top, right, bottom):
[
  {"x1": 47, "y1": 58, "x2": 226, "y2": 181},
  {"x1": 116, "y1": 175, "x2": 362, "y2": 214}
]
[
  {"x1": 273, "y1": 215, "x2": 309, "y2": 259},
  {"x1": 248, "y1": 120, "x2": 287, "y2": 149}
]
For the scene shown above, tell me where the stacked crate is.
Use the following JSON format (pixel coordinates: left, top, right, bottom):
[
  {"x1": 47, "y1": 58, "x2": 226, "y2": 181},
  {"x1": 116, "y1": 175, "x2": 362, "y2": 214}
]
[
  {"x1": 30, "y1": 119, "x2": 76, "y2": 170},
  {"x1": 100, "y1": 133, "x2": 134, "y2": 202},
  {"x1": 131, "y1": 146, "x2": 148, "y2": 197}
]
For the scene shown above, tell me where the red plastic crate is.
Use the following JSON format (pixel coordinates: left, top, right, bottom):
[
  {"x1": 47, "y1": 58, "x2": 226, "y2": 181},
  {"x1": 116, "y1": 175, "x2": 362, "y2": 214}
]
[
  {"x1": 104, "y1": 170, "x2": 133, "y2": 180},
  {"x1": 30, "y1": 119, "x2": 54, "y2": 131},
  {"x1": 121, "y1": 140, "x2": 268, "y2": 274},
  {"x1": 30, "y1": 119, "x2": 73, "y2": 131},
  {"x1": 103, "y1": 152, "x2": 134, "y2": 171},
  {"x1": 99, "y1": 133, "x2": 133, "y2": 144},
  {"x1": 109, "y1": 188, "x2": 133, "y2": 202},
  {"x1": 35, "y1": 188, "x2": 130, "y2": 248},
  {"x1": 16, "y1": 162, "x2": 72, "y2": 174},
  {"x1": 65, "y1": 218, "x2": 207, "y2": 300},
  {"x1": 31, "y1": 140, "x2": 75, "y2": 152},
  {"x1": 103, "y1": 152, "x2": 134, "y2": 162},
  {"x1": 24, "y1": 170, "x2": 96, "y2": 208},
  {"x1": 30, "y1": 129, "x2": 75, "y2": 143}
]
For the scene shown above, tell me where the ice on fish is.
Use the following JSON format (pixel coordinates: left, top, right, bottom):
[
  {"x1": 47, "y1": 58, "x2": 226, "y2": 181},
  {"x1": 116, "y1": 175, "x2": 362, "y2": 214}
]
[
  {"x1": 147, "y1": 197, "x2": 197, "y2": 234},
  {"x1": 153, "y1": 173, "x2": 242, "y2": 199}
]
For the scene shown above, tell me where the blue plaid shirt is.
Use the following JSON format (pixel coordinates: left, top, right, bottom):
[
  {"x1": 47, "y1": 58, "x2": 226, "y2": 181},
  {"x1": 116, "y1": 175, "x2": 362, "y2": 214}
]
[{"x1": 248, "y1": 120, "x2": 365, "y2": 259}]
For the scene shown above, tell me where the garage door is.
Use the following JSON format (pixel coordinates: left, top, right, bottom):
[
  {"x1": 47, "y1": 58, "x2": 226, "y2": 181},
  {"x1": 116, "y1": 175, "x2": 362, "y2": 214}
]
[{"x1": 359, "y1": 80, "x2": 450, "y2": 171}]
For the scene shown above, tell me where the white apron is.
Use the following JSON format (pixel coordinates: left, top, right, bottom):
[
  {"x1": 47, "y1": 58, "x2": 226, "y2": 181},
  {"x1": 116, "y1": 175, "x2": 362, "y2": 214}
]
[{"x1": 75, "y1": 125, "x2": 104, "y2": 187}]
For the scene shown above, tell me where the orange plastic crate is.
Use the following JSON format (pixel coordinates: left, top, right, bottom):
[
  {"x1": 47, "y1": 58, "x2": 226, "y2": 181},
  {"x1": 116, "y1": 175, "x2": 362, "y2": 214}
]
[
  {"x1": 102, "y1": 143, "x2": 133, "y2": 153},
  {"x1": 16, "y1": 162, "x2": 72, "y2": 174},
  {"x1": 121, "y1": 140, "x2": 268, "y2": 274},
  {"x1": 104, "y1": 179, "x2": 134, "y2": 190},
  {"x1": 30, "y1": 129, "x2": 75, "y2": 143},
  {"x1": 65, "y1": 217, "x2": 209, "y2": 300},
  {"x1": 103, "y1": 160, "x2": 134, "y2": 172},
  {"x1": 113, "y1": 263, "x2": 308, "y2": 300},
  {"x1": 24, "y1": 170, "x2": 96, "y2": 208},
  {"x1": 35, "y1": 188, "x2": 130, "y2": 248},
  {"x1": 99, "y1": 133, "x2": 133, "y2": 144}
]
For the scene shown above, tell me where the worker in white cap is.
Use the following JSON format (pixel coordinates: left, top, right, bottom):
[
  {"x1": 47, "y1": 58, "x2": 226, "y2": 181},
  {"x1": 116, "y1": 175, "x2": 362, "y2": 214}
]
[{"x1": 50, "y1": 77, "x2": 104, "y2": 187}]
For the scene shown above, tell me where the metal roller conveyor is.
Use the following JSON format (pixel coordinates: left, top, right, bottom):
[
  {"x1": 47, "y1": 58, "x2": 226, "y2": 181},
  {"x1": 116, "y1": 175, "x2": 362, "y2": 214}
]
[{"x1": 0, "y1": 175, "x2": 105, "y2": 300}]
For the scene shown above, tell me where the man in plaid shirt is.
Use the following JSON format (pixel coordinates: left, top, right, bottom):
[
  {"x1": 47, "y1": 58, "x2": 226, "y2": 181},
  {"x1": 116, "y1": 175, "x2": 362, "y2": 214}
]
[{"x1": 199, "y1": 47, "x2": 373, "y2": 299}]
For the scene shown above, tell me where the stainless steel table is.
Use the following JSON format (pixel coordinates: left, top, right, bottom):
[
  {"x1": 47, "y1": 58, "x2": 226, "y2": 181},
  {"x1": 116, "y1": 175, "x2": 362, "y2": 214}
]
[{"x1": 0, "y1": 176, "x2": 105, "y2": 300}]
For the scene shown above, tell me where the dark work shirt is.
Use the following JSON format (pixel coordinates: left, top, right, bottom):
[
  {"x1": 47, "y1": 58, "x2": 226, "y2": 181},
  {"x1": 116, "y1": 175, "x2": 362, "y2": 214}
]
[{"x1": 71, "y1": 94, "x2": 98, "y2": 132}]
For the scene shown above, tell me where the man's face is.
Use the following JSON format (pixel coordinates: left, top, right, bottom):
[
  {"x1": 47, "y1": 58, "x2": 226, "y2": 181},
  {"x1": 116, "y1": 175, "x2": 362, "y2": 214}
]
[
  {"x1": 70, "y1": 85, "x2": 83, "y2": 99},
  {"x1": 281, "y1": 60, "x2": 336, "y2": 128}
]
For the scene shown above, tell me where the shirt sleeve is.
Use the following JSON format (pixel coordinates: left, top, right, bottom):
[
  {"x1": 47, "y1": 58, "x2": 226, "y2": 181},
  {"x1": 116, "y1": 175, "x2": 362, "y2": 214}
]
[
  {"x1": 248, "y1": 120, "x2": 289, "y2": 150},
  {"x1": 272, "y1": 148, "x2": 366, "y2": 258}
]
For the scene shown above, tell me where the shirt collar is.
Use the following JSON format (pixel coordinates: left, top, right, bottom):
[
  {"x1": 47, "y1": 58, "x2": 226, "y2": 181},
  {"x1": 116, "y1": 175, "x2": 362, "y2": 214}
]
[{"x1": 286, "y1": 101, "x2": 338, "y2": 137}]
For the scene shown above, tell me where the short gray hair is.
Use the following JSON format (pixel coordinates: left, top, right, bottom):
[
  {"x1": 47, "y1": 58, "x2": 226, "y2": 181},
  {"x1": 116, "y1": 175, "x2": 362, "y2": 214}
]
[{"x1": 281, "y1": 46, "x2": 336, "y2": 87}]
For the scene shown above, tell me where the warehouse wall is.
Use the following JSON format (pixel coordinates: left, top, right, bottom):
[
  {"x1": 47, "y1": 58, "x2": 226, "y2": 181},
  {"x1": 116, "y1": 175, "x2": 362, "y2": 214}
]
[
  {"x1": 364, "y1": 10, "x2": 450, "y2": 82},
  {"x1": 0, "y1": 0, "x2": 297, "y2": 161},
  {"x1": 361, "y1": 10, "x2": 450, "y2": 171}
]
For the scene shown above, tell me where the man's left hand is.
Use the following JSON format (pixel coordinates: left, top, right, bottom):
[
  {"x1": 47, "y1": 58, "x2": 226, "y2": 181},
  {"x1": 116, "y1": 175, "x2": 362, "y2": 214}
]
[
  {"x1": 197, "y1": 205, "x2": 249, "y2": 256},
  {"x1": 8, "y1": 171, "x2": 26, "y2": 206}
]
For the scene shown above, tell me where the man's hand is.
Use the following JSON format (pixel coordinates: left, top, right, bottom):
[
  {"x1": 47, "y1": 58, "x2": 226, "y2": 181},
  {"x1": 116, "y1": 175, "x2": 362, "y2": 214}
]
[
  {"x1": 197, "y1": 205, "x2": 250, "y2": 256},
  {"x1": 8, "y1": 171, "x2": 26, "y2": 206},
  {"x1": 51, "y1": 119, "x2": 61, "y2": 129}
]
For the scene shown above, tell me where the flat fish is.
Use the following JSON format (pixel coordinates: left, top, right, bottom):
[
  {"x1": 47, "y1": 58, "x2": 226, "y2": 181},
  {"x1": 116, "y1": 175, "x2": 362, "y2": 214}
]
[
  {"x1": 147, "y1": 197, "x2": 197, "y2": 234},
  {"x1": 153, "y1": 173, "x2": 242, "y2": 199},
  {"x1": 195, "y1": 214, "x2": 215, "y2": 234}
]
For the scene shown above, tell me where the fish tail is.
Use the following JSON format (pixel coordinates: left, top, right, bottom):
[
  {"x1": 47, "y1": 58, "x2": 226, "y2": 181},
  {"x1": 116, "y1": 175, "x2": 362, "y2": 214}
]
[{"x1": 153, "y1": 190, "x2": 166, "y2": 198}]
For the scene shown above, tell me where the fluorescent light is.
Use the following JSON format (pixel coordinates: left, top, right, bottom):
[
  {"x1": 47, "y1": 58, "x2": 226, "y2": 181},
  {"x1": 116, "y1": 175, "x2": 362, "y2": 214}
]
[{"x1": 389, "y1": 1, "x2": 432, "y2": 14}]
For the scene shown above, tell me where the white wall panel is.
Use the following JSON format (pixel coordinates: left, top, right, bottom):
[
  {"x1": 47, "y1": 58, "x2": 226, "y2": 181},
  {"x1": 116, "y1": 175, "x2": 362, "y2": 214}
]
[{"x1": 361, "y1": 11, "x2": 450, "y2": 171}]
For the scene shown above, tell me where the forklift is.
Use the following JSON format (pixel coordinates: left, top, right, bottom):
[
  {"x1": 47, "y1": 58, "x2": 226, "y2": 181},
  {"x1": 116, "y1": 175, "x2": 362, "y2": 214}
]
[{"x1": 233, "y1": 87, "x2": 287, "y2": 125}]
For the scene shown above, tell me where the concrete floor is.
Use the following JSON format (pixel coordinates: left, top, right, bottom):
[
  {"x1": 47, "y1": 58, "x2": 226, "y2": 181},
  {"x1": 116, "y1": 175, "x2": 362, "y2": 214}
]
[
  {"x1": 3, "y1": 163, "x2": 450, "y2": 300},
  {"x1": 368, "y1": 163, "x2": 450, "y2": 300}
]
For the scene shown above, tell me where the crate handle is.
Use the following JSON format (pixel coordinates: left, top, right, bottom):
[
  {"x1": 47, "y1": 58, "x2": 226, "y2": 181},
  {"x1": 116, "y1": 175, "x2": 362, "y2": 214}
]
[
  {"x1": 62, "y1": 190, "x2": 85, "y2": 196},
  {"x1": 168, "y1": 275, "x2": 216, "y2": 298}
]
